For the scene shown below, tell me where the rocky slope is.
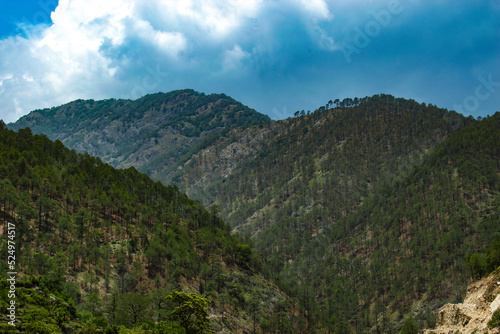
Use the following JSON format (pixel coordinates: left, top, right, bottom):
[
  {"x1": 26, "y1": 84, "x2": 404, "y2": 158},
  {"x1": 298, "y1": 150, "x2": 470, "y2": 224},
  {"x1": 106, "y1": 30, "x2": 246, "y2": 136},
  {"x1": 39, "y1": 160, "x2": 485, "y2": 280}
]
[
  {"x1": 426, "y1": 269, "x2": 500, "y2": 334},
  {"x1": 8, "y1": 89, "x2": 271, "y2": 182}
]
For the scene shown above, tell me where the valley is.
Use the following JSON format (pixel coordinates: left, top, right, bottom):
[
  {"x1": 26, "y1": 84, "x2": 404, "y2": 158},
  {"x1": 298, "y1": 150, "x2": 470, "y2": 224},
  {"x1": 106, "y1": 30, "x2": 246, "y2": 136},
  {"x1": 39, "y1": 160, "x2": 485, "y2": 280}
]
[{"x1": 3, "y1": 91, "x2": 500, "y2": 333}]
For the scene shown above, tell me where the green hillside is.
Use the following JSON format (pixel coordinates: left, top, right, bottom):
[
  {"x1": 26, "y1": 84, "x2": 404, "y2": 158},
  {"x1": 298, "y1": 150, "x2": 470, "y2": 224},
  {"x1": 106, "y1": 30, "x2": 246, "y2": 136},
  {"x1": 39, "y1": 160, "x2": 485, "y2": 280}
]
[
  {"x1": 176, "y1": 95, "x2": 472, "y2": 230},
  {"x1": 0, "y1": 122, "x2": 306, "y2": 333},
  {"x1": 7, "y1": 92, "x2": 500, "y2": 332},
  {"x1": 173, "y1": 95, "x2": 499, "y2": 332},
  {"x1": 8, "y1": 89, "x2": 271, "y2": 183},
  {"x1": 289, "y1": 111, "x2": 500, "y2": 332}
]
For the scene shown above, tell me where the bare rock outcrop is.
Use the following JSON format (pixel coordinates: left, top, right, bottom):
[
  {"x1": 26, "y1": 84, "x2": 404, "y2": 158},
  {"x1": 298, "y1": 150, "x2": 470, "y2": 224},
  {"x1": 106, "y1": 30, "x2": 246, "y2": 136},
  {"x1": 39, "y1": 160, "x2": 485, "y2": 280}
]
[{"x1": 426, "y1": 270, "x2": 500, "y2": 334}]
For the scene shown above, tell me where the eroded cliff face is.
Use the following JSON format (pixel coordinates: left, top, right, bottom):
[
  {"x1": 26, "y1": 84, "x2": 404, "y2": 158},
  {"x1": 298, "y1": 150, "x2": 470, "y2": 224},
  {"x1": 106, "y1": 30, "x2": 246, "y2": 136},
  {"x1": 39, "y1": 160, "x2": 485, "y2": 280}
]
[{"x1": 427, "y1": 269, "x2": 500, "y2": 334}]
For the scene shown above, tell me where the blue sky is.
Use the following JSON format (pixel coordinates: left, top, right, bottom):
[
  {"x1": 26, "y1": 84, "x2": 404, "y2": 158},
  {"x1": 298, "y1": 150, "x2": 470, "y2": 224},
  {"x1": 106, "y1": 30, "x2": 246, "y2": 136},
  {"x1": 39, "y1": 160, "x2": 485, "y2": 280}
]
[
  {"x1": 0, "y1": 0, "x2": 498, "y2": 123},
  {"x1": 0, "y1": 1, "x2": 56, "y2": 39}
]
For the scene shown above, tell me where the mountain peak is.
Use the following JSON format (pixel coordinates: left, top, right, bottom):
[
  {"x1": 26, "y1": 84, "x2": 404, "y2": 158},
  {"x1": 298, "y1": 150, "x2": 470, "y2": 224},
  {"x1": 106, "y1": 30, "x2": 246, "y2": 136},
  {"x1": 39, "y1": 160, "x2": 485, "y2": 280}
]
[{"x1": 8, "y1": 89, "x2": 271, "y2": 180}]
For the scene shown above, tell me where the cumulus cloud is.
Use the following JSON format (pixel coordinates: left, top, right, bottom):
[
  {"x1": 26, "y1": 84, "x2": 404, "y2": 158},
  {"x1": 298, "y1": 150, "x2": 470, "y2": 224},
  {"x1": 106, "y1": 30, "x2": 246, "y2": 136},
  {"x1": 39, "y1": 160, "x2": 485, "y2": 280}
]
[
  {"x1": 0, "y1": 0, "x2": 341, "y2": 122},
  {"x1": 294, "y1": 0, "x2": 331, "y2": 20},
  {"x1": 0, "y1": 0, "x2": 498, "y2": 122},
  {"x1": 222, "y1": 44, "x2": 249, "y2": 71}
]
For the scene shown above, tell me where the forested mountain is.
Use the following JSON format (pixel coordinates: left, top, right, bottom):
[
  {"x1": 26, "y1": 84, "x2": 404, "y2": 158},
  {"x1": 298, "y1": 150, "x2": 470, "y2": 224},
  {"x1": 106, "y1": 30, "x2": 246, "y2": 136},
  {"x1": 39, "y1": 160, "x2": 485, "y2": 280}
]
[
  {"x1": 173, "y1": 95, "x2": 500, "y2": 331},
  {"x1": 8, "y1": 89, "x2": 271, "y2": 183},
  {"x1": 7, "y1": 92, "x2": 500, "y2": 333},
  {"x1": 287, "y1": 109, "x2": 500, "y2": 332},
  {"x1": 0, "y1": 123, "x2": 307, "y2": 333}
]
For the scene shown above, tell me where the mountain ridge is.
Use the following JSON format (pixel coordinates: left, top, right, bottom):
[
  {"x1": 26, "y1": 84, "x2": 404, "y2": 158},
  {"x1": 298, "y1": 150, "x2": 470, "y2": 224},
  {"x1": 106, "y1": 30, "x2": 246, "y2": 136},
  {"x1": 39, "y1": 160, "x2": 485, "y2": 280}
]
[
  {"x1": 6, "y1": 90, "x2": 500, "y2": 333},
  {"x1": 8, "y1": 89, "x2": 271, "y2": 182}
]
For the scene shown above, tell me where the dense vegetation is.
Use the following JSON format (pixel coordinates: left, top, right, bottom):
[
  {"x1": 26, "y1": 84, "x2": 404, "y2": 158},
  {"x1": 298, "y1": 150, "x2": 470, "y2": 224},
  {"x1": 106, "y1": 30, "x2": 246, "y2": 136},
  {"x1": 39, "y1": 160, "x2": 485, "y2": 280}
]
[
  {"x1": 174, "y1": 96, "x2": 499, "y2": 332},
  {"x1": 8, "y1": 89, "x2": 271, "y2": 183},
  {"x1": 0, "y1": 122, "x2": 305, "y2": 333},
  {"x1": 7, "y1": 92, "x2": 500, "y2": 332},
  {"x1": 299, "y1": 110, "x2": 500, "y2": 332}
]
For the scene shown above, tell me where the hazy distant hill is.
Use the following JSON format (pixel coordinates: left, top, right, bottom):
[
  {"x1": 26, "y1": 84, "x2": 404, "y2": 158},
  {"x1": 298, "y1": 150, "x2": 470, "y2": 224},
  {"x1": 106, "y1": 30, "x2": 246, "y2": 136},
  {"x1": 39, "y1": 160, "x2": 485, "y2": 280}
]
[
  {"x1": 9, "y1": 89, "x2": 271, "y2": 183},
  {"x1": 8, "y1": 92, "x2": 500, "y2": 332}
]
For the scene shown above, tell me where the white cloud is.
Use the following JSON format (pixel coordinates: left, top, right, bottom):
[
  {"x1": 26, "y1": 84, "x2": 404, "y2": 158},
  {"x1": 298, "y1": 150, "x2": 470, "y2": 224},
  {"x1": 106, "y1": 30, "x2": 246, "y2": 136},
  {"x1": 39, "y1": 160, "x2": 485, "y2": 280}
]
[
  {"x1": 22, "y1": 74, "x2": 34, "y2": 82},
  {"x1": 0, "y1": 0, "x2": 340, "y2": 121},
  {"x1": 294, "y1": 0, "x2": 331, "y2": 20},
  {"x1": 0, "y1": 74, "x2": 13, "y2": 87},
  {"x1": 222, "y1": 44, "x2": 249, "y2": 70},
  {"x1": 131, "y1": 19, "x2": 187, "y2": 58},
  {"x1": 0, "y1": 0, "x2": 352, "y2": 123},
  {"x1": 153, "y1": 0, "x2": 263, "y2": 38}
]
